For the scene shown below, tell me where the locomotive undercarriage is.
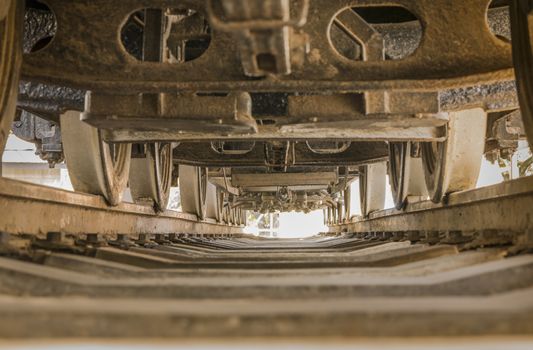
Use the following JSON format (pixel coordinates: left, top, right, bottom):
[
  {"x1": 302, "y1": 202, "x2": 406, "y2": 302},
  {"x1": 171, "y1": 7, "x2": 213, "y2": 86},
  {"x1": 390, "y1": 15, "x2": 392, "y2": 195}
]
[{"x1": 1, "y1": 0, "x2": 532, "y2": 221}]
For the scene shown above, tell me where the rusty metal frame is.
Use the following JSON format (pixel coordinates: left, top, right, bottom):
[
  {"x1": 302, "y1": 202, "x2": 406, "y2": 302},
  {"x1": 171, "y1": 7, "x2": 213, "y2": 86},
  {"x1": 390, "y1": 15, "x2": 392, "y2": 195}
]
[{"x1": 22, "y1": 0, "x2": 513, "y2": 93}]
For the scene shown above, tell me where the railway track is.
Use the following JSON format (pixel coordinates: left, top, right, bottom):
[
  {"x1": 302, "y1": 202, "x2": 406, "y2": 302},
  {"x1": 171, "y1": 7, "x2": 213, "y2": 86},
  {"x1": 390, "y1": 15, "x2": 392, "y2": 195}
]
[
  {"x1": 0, "y1": 176, "x2": 242, "y2": 236},
  {"x1": 0, "y1": 177, "x2": 532, "y2": 342}
]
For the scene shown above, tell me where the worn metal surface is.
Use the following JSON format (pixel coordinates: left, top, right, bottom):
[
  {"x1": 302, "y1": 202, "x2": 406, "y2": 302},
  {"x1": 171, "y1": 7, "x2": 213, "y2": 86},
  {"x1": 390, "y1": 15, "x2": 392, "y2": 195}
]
[
  {"x1": 22, "y1": 0, "x2": 513, "y2": 93},
  {"x1": 331, "y1": 176, "x2": 533, "y2": 236},
  {"x1": 210, "y1": 0, "x2": 301, "y2": 76},
  {"x1": 0, "y1": 0, "x2": 22, "y2": 155},
  {"x1": 510, "y1": 0, "x2": 533, "y2": 148},
  {"x1": 103, "y1": 120, "x2": 448, "y2": 142},
  {"x1": 83, "y1": 91, "x2": 258, "y2": 134},
  {"x1": 0, "y1": 177, "x2": 243, "y2": 236},
  {"x1": 11, "y1": 110, "x2": 64, "y2": 167}
]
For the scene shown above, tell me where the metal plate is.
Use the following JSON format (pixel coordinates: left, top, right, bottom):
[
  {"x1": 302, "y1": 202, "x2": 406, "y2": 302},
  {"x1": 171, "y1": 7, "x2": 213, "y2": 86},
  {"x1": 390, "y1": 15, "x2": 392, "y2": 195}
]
[{"x1": 22, "y1": 0, "x2": 513, "y2": 93}]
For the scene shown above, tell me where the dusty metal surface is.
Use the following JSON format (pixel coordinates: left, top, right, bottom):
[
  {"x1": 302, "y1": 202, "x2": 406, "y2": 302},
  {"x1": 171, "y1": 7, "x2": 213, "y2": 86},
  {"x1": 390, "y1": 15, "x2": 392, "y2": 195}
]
[
  {"x1": 0, "y1": 177, "x2": 243, "y2": 236},
  {"x1": 331, "y1": 176, "x2": 533, "y2": 237},
  {"x1": 103, "y1": 122, "x2": 447, "y2": 142},
  {"x1": 22, "y1": 0, "x2": 513, "y2": 93},
  {"x1": 83, "y1": 91, "x2": 258, "y2": 134},
  {"x1": 0, "y1": 0, "x2": 22, "y2": 155},
  {"x1": 11, "y1": 110, "x2": 64, "y2": 167}
]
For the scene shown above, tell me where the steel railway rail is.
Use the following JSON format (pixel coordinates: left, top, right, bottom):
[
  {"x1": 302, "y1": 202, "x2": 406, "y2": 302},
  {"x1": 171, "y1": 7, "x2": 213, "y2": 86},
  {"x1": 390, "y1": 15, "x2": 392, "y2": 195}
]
[
  {"x1": 331, "y1": 175, "x2": 533, "y2": 238},
  {"x1": 0, "y1": 176, "x2": 243, "y2": 237},
  {"x1": 0, "y1": 176, "x2": 532, "y2": 342}
]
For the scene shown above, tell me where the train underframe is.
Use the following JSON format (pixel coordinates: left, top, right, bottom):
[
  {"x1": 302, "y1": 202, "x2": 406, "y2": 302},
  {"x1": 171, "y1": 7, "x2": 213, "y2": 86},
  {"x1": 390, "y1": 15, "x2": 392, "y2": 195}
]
[{"x1": 1, "y1": 0, "x2": 532, "y2": 224}]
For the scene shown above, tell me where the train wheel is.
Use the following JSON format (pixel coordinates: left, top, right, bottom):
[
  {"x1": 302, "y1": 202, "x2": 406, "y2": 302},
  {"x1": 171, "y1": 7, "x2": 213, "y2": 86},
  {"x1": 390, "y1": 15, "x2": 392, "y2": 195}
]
[
  {"x1": 221, "y1": 191, "x2": 230, "y2": 224},
  {"x1": 334, "y1": 201, "x2": 340, "y2": 225},
  {"x1": 510, "y1": 0, "x2": 533, "y2": 148},
  {"x1": 225, "y1": 205, "x2": 234, "y2": 226},
  {"x1": 230, "y1": 207, "x2": 238, "y2": 226},
  {"x1": 240, "y1": 209, "x2": 248, "y2": 226},
  {"x1": 206, "y1": 183, "x2": 222, "y2": 222},
  {"x1": 421, "y1": 109, "x2": 486, "y2": 203},
  {"x1": 179, "y1": 165, "x2": 208, "y2": 220},
  {"x1": 222, "y1": 206, "x2": 229, "y2": 225},
  {"x1": 61, "y1": 112, "x2": 131, "y2": 206},
  {"x1": 0, "y1": 0, "x2": 22, "y2": 155},
  {"x1": 343, "y1": 185, "x2": 351, "y2": 223},
  {"x1": 331, "y1": 204, "x2": 338, "y2": 225},
  {"x1": 216, "y1": 188, "x2": 226, "y2": 224},
  {"x1": 388, "y1": 142, "x2": 428, "y2": 209},
  {"x1": 129, "y1": 143, "x2": 173, "y2": 212},
  {"x1": 359, "y1": 162, "x2": 386, "y2": 218},
  {"x1": 235, "y1": 208, "x2": 242, "y2": 226}
]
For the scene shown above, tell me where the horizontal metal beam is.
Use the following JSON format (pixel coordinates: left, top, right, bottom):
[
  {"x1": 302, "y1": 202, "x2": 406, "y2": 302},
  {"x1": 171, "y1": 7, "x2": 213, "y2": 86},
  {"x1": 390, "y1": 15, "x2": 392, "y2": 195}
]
[
  {"x1": 82, "y1": 92, "x2": 258, "y2": 134},
  {"x1": 104, "y1": 123, "x2": 445, "y2": 142},
  {"x1": 22, "y1": 0, "x2": 513, "y2": 93},
  {"x1": 232, "y1": 172, "x2": 337, "y2": 187},
  {"x1": 0, "y1": 177, "x2": 242, "y2": 236},
  {"x1": 173, "y1": 142, "x2": 389, "y2": 167},
  {"x1": 288, "y1": 93, "x2": 440, "y2": 117},
  {"x1": 331, "y1": 176, "x2": 533, "y2": 234}
]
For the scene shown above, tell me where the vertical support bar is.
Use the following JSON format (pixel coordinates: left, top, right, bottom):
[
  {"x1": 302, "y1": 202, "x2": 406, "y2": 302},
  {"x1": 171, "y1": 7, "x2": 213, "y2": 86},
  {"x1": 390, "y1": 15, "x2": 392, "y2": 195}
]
[
  {"x1": 142, "y1": 9, "x2": 165, "y2": 112},
  {"x1": 143, "y1": 9, "x2": 165, "y2": 62},
  {"x1": 344, "y1": 186, "x2": 351, "y2": 223}
]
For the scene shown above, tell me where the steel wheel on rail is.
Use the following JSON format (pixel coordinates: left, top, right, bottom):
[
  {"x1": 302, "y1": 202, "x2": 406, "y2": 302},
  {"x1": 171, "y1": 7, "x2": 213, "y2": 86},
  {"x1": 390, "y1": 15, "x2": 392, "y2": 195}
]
[
  {"x1": 0, "y1": 0, "x2": 22, "y2": 155},
  {"x1": 359, "y1": 162, "x2": 386, "y2": 218},
  {"x1": 325, "y1": 207, "x2": 332, "y2": 226},
  {"x1": 217, "y1": 188, "x2": 226, "y2": 224},
  {"x1": 388, "y1": 142, "x2": 428, "y2": 209},
  {"x1": 240, "y1": 209, "x2": 248, "y2": 226},
  {"x1": 179, "y1": 165, "x2": 208, "y2": 220},
  {"x1": 129, "y1": 143, "x2": 173, "y2": 212},
  {"x1": 330, "y1": 203, "x2": 338, "y2": 226},
  {"x1": 205, "y1": 182, "x2": 222, "y2": 222},
  {"x1": 421, "y1": 108, "x2": 487, "y2": 203},
  {"x1": 336, "y1": 200, "x2": 343, "y2": 224},
  {"x1": 511, "y1": 0, "x2": 533, "y2": 148},
  {"x1": 60, "y1": 111, "x2": 132, "y2": 206},
  {"x1": 235, "y1": 208, "x2": 242, "y2": 226},
  {"x1": 343, "y1": 185, "x2": 351, "y2": 223},
  {"x1": 221, "y1": 191, "x2": 230, "y2": 224},
  {"x1": 229, "y1": 206, "x2": 237, "y2": 226}
]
